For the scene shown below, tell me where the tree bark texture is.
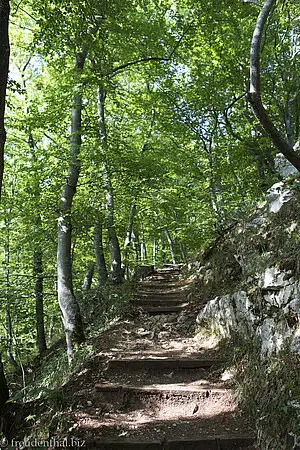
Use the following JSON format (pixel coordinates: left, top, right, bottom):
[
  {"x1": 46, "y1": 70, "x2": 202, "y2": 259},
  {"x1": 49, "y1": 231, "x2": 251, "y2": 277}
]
[
  {"x1": 132, "y1": 230, "x2": 140, "y2": 263},
  {"x1": 94, "y1": 216, "x2": 108, "y2": 286},
  {"x1": 34, "y1": 249, "x2": 47, "y2": 355},
  {"x1": 97, "y1": 85, "x2": 123, "y2": 284},
  {"x1": 82, "y1": 262, "x2": 94, "y2": 292},
  {"x1": 0, "y1": 353, "x2": 9, "y2": 415},
  {"x1": 28, "y1": 133, "x2": 47, "y2": 355},
  {"x1": 123, "y1": 199, "x2": 136, "y2": 277},
  {"x1": 0, "y1": 0, "x2": 9, "y2": 199},
  {"x1": 57, "y1": 48, "x2": 87, "y2": 362},
  {"x1": 164, "y1": 228, "x2": 177, "y2": 264},
  {"x1": 249, "y1": 0, "x2": 300, "y2": 171}
]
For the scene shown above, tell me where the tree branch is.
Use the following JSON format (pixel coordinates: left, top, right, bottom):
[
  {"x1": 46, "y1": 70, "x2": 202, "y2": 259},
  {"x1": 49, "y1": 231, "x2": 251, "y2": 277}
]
[
  {"x1": 111, "y1": 56, "x2": 169, "y2": 77},
  {"x1": 111, "y1": 22, "x2": 192, "y2": 77},
  {"x1": 242, "y1": 0, "x2": 263, "y2": 7},
  {"x1": 248, "y1": 0, "x2": 300, "y2": 171}
]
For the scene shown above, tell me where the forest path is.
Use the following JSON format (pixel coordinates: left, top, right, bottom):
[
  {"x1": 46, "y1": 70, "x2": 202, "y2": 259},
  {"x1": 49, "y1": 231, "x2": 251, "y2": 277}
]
[{"x1": 65, "y1": 265, "x2": 256, "y2": 449}]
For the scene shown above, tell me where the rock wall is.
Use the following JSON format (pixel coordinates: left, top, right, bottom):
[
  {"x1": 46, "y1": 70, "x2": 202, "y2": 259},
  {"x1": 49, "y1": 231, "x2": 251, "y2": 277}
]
[{"x1": 195, "y1": 179, "x2": 300, "y2": 355}]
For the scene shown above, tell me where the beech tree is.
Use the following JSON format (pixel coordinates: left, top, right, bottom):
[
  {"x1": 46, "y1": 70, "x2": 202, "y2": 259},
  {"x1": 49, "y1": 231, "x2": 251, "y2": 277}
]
[
  {"x1": 57, "y1": 48, "x2": 87, "y2": 362},
  {"x1": 248, "y1": 0, "x2": 300, "y2": 170},
  {"x1": 0, "y1": 0, "x2": 298, "y2": 376}
]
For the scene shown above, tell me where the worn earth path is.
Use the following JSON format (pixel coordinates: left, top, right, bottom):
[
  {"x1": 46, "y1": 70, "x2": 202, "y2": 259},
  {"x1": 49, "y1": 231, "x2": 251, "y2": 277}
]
[{"x1": 65, "y1": 265, "x2": 256, "y2": 449}]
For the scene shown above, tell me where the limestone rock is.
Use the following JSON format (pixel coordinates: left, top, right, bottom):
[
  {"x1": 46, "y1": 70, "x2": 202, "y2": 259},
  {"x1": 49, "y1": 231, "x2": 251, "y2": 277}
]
[
  {"x1": 274, "y1": 153, "x2": 298, "y2": 179},
  {"x1": 266, "y1": 182, "x2": 292, "y2": 213},
  {"x1": 257, "y1": 318, "x2": 291, "y2": 355}
]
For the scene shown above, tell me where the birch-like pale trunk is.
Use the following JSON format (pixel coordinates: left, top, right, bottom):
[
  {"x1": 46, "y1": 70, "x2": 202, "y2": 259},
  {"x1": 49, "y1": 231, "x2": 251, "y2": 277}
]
[
  {"x1": 82, "y1": 262, "x2": 94, "y2": 292},
  {"x1": 132, "y1": 230, "x2": 140, "y2": 263},
  {"x1": 97, "y1": 85, "x2": 122, "y2": 283},
  {"x1": 123, "y1": 199, "x2": 136, "y2": 278},
  {"x1": 152, "y1": 238, "x2": 158, "y2": 266},
  {"x1": 164, "y1": 228, "x2": 177, "y2": 265},
  {"x1": 94, "y1": 216, "x2": 108, "y2": 286},
  {"x1": 249, "y1": 0, "x2": 300, "y2": 170},
  {"x1": 57, "y1": 48, "x2": 87, "y2": 362}
]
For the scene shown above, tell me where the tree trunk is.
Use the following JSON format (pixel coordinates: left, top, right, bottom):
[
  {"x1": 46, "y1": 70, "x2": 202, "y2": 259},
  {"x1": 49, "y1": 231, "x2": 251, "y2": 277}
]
[
  {"x1": 132, "y1": 230, "x2": 140, "y2": 263},
  {"x1": 57, "y1": 48, "x2": 87, "y2": 363},
  {"x1": 97, "y1": 85, "x2": 123, "y2": 284},
  {"x1": 153, "y1": 238, "x2": 158, "y2": 266},
  {"x1": 123, "y1": 199, "x2": 136, "y2": 278},
  {"x1": 0, "y1": 3, "x2": 12, "y2": 409},
  {"x1": 0, "y1": 0, "x2": 9, "y2": 199},
  {"x1": 94, "y1": 216, "x2": 108, "y2": 286},
  {"x1": 249, "y1": 0, "x2": 300, "y2": 171},
  {"x1": 0, "y1": 353, "x2": 9, "y2": 416},
  {"x1": 164, "y1": 228, "x2": 176, "y2": 264},
  {"x1": 141, "y1": 232, "x2": 147, "y2": 261},
  {"x1": 180, "y1": 243, "x2": 187, "y2": 262},
  {"x1": 34, "y1": 249, "x2": 47, "y2": 354},
  {"x1": 82, "y1": 262, "x2": 94, "y2": 292}
]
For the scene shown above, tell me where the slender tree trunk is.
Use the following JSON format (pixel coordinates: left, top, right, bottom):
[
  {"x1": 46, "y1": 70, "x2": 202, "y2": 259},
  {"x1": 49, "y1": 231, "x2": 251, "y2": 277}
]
[
  {"x1": 97, "y1": 85, "x2": 122, "y2": 283},
  {"x1": 249, "y1": 0, "x2": 300, "y2": 171},
  {"x1": 0, "y1": 353, "x2": 9, "y2": 416},
  {"x1": 0, "y1": 0, "x2": 10, "y2": 406},
  {"x1": 4, "y1": 234, "x2": 17, "y2": 367},
  {"x1": 0, "y1": 0, "x2": 9, "y2": 199},
  {"x1": 164, "y1": 228, "x2": 176, "y2": 264},
  {"x1": 82, "y1": 262, "x2": 94, "y2": 292},
  {"x1": 132, "y1": 230, "x2": 140, "y2": 263},
  {"x1": 28, "y1": 133, "x2": 47, "y2": 355},
  {"x1": 94, "y1": 216, "x2": 108, "y2": 286},
  {"x1": 123, "y1": 199, "x2": 136, "y2": 278},
  {"x1": 34, "y1": 249, "x2": 47, "y2": 355},
  {"x1": 153, "y1": 238, "x2": 158, "y2": 266},
  {"x1": 180, "y1": 243, "x2": 187, "y2": 262},
  {"x1": 57, "y1": 48, "x2": 86, "y2": 363},
  {"x1": 141, "y1": 232, "x2": 147, "y2": 261}
]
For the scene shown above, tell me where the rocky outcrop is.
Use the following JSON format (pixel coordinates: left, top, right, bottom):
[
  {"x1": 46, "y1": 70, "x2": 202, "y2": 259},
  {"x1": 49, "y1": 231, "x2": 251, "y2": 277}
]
[{"x1": 195, "y1": 178, "x2": 300, "y2": 355}]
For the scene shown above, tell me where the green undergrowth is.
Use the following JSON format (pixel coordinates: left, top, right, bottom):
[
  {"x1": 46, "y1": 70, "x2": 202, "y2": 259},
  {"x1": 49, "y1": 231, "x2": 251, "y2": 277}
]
[
  {"x1": 219, "y1": 333, "x2": 300, "y2": 450},
  {"x1": 9, "y1": 281, "x2": 134, "y2": 439}
]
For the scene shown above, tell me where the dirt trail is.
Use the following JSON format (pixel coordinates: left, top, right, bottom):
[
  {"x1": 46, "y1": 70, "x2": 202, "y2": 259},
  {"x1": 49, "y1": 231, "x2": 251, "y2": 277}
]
[{"x1": 65, "y1": 265, "x2": 256, "y2": 449}]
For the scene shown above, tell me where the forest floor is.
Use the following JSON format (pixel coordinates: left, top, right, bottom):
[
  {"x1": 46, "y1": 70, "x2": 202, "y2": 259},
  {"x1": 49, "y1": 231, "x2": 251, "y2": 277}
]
[{"x1": 54, "y1": 266, "x2": 256, "y2": 449}]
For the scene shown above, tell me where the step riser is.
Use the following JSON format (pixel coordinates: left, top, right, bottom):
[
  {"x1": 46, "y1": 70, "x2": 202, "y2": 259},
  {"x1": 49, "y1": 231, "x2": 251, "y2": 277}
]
[
  {"x1": 88, "y1": 437, "x2": 255, "y2": 449},
  {"x1": 143, "y1": 308, "x2": 183, "y2": 314},
  {"x1": 138, "y1": 282, "x2": 183, "y2": 287},
  {"x1": 133, "y1": 301, "x2": 184, "y2": 307},
  {"x1": 108, "y1": 359, "x2": 219, "y2": 370},
  {"x1": 142, "y1": 309, "x2": 183, "y2": 314},
  {"x1": 147, "y1": 275, "x2": 181, "y2": 279},
  {"x1": 135, "y1": 293, "x2": 184, "y2": 298},
  {"x1": 96, "y1": 388, "x2": 233, "y2": 414}
]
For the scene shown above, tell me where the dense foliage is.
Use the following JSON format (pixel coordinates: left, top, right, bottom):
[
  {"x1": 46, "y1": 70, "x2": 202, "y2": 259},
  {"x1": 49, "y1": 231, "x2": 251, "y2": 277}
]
[{"x1": 0, "y1": 0, "x2": 298, "y2": 373}]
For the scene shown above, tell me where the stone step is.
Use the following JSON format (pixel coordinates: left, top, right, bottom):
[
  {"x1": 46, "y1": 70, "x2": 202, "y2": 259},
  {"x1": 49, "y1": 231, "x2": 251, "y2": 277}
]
[
  {"x1": 133, "y1": 299, "x2": 186, "y2": 307},
  {"x1": 138, "y1": 283, "x2": 184, "y2": 291},
  {"x1": 136, "y1": 290, "x2": 184, "y2": 297},
  {"x1": 95, "y1": 382, "x2": 230, "y2": 395},
  {"x1": 141, "y1": 305, "x2": 184, "y2": 314},
  {"x1": 108, "y1": 358, "x2": 221, "y2": 370},
  {"x1": 134, "y1": 291, "x2": 183, "y2": 299},
  {"x1": 143, "y1": 277, "x2": 181, "y2": 283},
  {"x1": 155, "y1": 269, "x2": 182, "y2": 275},
  {"x1": 87, "y1": 436, "x2": 255, "y2": 449},
  {"x1": 135, "y1": 294, "x2": 184, "y2": 301},
  {"x1": 95, "y1": 383, "x2": 234, "y2": 412},
  {"x1": 149, "y1": 271, "x2": 181, "y2": 277}
]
